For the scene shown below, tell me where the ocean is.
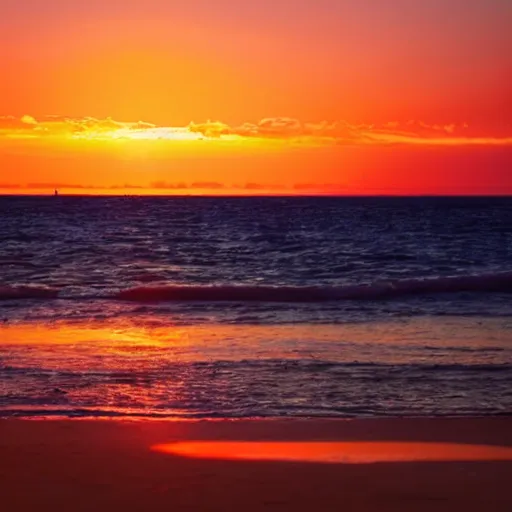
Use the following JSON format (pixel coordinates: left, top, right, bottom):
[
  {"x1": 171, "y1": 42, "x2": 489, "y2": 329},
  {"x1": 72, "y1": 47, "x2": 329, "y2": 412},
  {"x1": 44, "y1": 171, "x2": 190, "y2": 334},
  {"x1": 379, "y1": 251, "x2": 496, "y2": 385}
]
[{"x1": 0, "y1": 195, "x2": 511, "y2": 418}]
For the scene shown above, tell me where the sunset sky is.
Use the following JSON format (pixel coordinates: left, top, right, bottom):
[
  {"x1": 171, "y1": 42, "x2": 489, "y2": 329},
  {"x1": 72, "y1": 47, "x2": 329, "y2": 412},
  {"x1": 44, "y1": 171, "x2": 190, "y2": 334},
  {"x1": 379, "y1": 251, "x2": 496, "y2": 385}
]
[{"x1": 1, "y1": 0, "x2": 511, "y2": 195}]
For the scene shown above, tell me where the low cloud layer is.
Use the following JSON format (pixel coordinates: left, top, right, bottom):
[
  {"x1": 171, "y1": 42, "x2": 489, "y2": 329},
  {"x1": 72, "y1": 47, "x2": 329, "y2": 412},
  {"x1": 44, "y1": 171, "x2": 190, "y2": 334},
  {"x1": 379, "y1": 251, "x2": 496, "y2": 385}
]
[
  {"x1": 0, "y1": 181, "x2": 354, "y2": 193},
  {"x1": 0, "y1": 115, "x2": 510, "y2": 147}
]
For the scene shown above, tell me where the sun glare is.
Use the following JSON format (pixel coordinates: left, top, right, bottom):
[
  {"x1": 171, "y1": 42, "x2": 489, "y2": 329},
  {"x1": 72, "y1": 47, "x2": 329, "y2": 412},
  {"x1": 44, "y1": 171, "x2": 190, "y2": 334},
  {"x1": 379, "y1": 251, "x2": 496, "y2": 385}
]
[{"x1": 72, "y1": 127, "x2": 206, "y2": 142}]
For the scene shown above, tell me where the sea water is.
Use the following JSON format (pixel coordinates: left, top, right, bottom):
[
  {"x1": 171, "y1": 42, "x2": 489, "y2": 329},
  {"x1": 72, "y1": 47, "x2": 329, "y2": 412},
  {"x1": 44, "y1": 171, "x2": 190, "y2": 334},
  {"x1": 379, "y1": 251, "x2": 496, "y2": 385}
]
[{"x1": 0, "y1": 196, "x2": 511, "y2": 418}]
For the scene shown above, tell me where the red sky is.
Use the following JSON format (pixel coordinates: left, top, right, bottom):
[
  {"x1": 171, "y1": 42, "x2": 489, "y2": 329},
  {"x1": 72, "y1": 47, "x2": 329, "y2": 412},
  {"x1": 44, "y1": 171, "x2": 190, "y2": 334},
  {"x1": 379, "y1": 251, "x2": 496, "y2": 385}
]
[{"x1": 1, "y1": 0, "x2": 511, "y2": 194}]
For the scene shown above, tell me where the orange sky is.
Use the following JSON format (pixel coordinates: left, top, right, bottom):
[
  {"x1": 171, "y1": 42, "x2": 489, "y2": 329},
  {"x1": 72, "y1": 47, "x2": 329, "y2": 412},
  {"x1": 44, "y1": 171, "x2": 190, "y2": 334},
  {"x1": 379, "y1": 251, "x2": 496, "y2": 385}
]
[{"x1": 1, "y1": 0, "x2": 511, "y2": 195}]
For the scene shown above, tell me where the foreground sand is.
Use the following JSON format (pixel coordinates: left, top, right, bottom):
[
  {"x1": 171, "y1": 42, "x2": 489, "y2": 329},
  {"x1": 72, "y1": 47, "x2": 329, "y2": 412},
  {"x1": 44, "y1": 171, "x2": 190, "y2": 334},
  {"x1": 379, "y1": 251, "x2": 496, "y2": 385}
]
[{"x1": 1, "y1": 418, "x2": 511, "y2": 511}]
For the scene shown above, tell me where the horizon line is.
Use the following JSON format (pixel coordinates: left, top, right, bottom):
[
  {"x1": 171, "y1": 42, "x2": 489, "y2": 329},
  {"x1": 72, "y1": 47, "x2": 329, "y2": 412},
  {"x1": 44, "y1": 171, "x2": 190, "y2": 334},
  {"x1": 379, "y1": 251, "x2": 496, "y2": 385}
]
[{"x1": 1, "y1": 193, "x2": 510, "y2": 198}]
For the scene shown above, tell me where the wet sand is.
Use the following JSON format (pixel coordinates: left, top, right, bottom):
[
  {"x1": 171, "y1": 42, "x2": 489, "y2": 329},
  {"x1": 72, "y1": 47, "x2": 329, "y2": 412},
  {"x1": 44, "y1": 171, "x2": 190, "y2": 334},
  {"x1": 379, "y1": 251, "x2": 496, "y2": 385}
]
[{"x1": 1, "y1": 417, "x2": 511, "y2": 511}]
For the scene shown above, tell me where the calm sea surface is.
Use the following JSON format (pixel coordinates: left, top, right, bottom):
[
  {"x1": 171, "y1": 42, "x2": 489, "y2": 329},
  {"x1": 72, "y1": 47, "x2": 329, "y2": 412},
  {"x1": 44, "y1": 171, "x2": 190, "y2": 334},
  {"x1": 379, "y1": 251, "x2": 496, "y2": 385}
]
[{"x1": 1, "y1": 196, "x2": 511, "y2": 418}]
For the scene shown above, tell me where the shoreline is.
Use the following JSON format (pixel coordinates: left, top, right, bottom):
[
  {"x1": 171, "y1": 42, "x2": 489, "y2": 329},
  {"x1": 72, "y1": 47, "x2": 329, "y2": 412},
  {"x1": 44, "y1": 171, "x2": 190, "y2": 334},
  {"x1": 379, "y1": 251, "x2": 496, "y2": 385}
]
[
  {"x1": 2, "y1": 415, "x2": 512, "y2": 442},
  {"x1": 1, "y1": 417, "x2": 511, "y2": 511},
  {"x1": 1, "y1": 412, "x2": 512, "y2": 421}
]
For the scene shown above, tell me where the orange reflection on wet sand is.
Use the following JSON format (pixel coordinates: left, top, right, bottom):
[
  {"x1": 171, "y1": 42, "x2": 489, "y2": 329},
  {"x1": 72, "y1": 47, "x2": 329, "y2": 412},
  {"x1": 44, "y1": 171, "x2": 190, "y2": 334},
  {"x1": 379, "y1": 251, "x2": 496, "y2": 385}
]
[
  {"x1": 0, "y1": 323, "x2": 189, "y2": 347},
  {"x1": 152, "y1": 441, "x2": 512, "y2": 464},
  {"x1": 1, "y1": 318, "x2": 504, "y2": 360}
]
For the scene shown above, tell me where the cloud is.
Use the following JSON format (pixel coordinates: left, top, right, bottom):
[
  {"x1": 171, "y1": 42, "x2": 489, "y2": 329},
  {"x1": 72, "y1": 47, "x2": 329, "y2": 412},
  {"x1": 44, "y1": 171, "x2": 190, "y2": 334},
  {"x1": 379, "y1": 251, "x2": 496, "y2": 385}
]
[
  {"x1": 0, "y1": 114, "x2": 510, "y2": 147},
  {"x1": 188, "y1": 118, "x2": 304, "y2": 139},
  {"x1": 254, "y1": 117, "x2": 303, "y2": 136},
  {"x1": 293, "y1": 183, "x2": 348, "y2": 191},
  {"x1": 0, "y1": 115, "x2": 38, "y2": 132},
  {"x1": 0, "y1": 182, "x2": 351, "y2": 193},
  {"x1": 109, "y1": 184, "x2": 145, "y2": 189},
  {"x1": 188, "y1": 120, "x2": 230, "y2": 138},
  {"x1": 150, "y1": 181, "x2": 225, "y2": 190},
  {"x1": 360, "y1": 132, "x2": 512, "y2": 147},
  {"x1": 190, "y1": 182, "x2": 225, "y2": 189},
  {"x1": 21, "y1": 115, "x2": 38, "y2": 125},
  {"x1": 26, "y1": 182, "x2": 92, "y2": 189},
  {"x1": 242, "y1": 182, "x2": 274, "y2": 190},
  {"x1": 150, "y1": 181, "x2": 189, "y2": 189}
]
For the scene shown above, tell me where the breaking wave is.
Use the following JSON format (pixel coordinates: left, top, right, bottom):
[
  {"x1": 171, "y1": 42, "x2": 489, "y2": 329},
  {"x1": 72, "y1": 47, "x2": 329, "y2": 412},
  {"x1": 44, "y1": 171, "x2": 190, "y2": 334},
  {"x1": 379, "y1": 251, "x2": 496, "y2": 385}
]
[
  {"x1": 114, "y1": 272, "x2": 512, "y2": 302},
  {"x1": 1, "y1": 272, "x2": 512, "y2": 302}
]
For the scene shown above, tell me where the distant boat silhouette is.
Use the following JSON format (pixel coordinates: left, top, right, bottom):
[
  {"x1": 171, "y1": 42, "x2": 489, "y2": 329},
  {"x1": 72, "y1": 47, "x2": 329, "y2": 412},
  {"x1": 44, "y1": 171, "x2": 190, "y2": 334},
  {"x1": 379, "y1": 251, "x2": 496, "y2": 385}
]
[{"x1": 54, "y1": 189, "x2": 59, "y2": 196}]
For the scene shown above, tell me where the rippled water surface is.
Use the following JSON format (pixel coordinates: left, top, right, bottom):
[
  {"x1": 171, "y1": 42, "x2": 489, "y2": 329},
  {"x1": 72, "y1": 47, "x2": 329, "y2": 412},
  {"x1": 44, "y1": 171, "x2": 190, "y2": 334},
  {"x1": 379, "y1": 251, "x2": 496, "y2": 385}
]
[{"x1": 1, "y1": 196, "x2": 511, "y2": 418}]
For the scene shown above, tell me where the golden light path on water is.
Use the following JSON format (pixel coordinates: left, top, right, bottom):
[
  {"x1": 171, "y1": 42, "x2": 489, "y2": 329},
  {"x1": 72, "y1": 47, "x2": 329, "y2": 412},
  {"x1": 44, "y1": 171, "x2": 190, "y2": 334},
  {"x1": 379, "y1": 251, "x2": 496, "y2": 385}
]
[{"x1": 152, "y1": 441, "x2": 512, "y2": 464}]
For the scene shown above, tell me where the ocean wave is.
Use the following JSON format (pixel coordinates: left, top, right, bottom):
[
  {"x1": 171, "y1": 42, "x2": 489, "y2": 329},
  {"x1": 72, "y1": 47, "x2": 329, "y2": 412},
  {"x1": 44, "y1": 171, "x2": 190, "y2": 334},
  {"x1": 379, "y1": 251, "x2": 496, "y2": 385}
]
[
  {"x1": 422, "y1": 346, "x2": 506, "y2": 353},
  {"x1": 0, "y1": 285, "x2": 59, "y2": 300},
  {"x1": 114, "y1": 272, "x2": 512, "y2": 302},
  {"x1": 2, "y1": 271, "x2": 511, "y2": 302},
  {"x1": 1, "y1": 406, "x2": 511, "y2": 420},
  {"x1": 3, "y1": 360, "x2": 511, "y2": 378}
]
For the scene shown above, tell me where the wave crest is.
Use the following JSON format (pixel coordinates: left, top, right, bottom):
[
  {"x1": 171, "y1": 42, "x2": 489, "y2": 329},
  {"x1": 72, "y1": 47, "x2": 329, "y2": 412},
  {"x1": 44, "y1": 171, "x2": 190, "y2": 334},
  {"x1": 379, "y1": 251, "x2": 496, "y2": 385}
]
[
  {"x1": 2, "y1": 272, "x2": 511, "y2": 302},
  {"x1": 114, "y1": 272, "x2": 512, "y2": 303}
]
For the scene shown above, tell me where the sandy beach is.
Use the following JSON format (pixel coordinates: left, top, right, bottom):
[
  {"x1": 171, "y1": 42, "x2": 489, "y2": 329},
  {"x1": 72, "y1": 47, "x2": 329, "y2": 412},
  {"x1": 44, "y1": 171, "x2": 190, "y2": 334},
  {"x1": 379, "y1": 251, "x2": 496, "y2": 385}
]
[{"x1": 1, "y1": 418, "x2": 511, "y2": 511}]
